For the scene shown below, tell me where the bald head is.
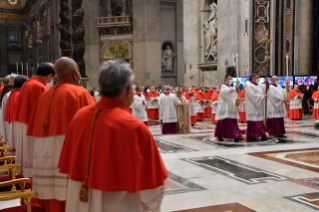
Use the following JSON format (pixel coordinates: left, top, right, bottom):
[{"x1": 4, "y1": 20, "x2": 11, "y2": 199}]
[
  {"x1": 9, "y1": 74, "x2": 16, "y2": 86},
  {"x1": 272, "y1": 76, "x2": 279, "y2": 82},
  {"x1": 55, "y1": 57, "x2": 81, "y2": 85}
]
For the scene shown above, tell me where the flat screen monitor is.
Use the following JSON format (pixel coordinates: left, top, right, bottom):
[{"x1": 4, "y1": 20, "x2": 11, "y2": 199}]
[
  {"x1": 232, "y1": 77, "x2": 250, "y2": 90},
  {"x1": 259, "y1": 77, "x2": 272, "y2": 85},
  {"x1": 295, "y1": 76, "x2": 318, "y2": 87},
  {"x1": 278, "y1": 76, "x2": 293, "y2": 87}
]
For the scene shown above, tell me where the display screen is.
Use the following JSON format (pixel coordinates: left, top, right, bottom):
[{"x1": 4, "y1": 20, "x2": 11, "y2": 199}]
[
  {"x1": 295, "y1": 76, "x2": 318, "y2": 87},
  {"x1": 259, "y1": 77, "x2": 272, "y2": 85},
  {"x1": 232, "y1": 77, "x2": 250, "y2": 90},
  {"x1": 278, "y1": 76, "x2": 293, "y2": 87}
]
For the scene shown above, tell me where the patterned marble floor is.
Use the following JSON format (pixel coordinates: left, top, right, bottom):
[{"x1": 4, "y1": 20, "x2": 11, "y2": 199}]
[
  {"x1": 2, "y1": 117, "x2": 319, "y2": 211},
  {"x1": 155, "y1": 117, "x2": 319, "y2": 212}
]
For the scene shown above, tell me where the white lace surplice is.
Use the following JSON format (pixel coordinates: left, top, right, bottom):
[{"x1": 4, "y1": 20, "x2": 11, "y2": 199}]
[
  {"x1": 133, "y1": 95, "x2": 148, "y2": 122},
  {"x1": 245, "y1": 83, "x2": 266, "y2": 121},
  {"x1": 267, "y1": 85, "x2": 287, "y2": 118},
  {"x1": 158, "y1": 93, "x2": 181, "y2": 123},
  {"x1": 215, "y1": 85, "x2": 239, "y2": 120}
]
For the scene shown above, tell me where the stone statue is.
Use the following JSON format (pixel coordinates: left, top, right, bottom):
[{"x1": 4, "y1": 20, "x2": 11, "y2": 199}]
[
  {"x1": 203, "y1": 3, "x2": 218, "y2": 61},
  {"x1": 162, "y1": 46, "x2": 176, "y2": 71}
]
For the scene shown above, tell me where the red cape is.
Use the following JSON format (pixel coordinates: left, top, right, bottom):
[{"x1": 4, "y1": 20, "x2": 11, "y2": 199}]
[
  {"x1": 3, "y1": 89, "x2": 20, "y2": 123},
  {"x1": 289, "y1": 89, "x2": 302, "y2": 99},
  {"x1": 210, "y1": 91, "x2": 219, "y2": 101},
  {"x1": 27, "y1": 81, "x2": 96, "y2": 137},
  {"x1": 17, "y1": 76, "x2": 47, "y2": 125},
  {"x1": 184, "y1": 92, "x2": 195, "y2": 100},
  {"x1": 239, "y1": 90, "x2": 245, "y2": 100},
  {"x1": 147, "y1": 91, "x2": 159, "y2": 100},
  {"x1": 58, "y1": 96, "x2": 168, "y2": 192},
  {"x1": 313, "y1": 91, "x2": 319, "y2": 100}
]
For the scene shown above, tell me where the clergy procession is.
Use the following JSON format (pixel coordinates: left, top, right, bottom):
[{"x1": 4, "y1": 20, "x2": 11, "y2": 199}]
[{"x1": 0, "y1": 58, "x2": 317, "y2": 212}]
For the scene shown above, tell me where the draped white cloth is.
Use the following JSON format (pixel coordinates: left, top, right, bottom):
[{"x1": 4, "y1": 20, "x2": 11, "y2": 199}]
[
  {"x1": 1, "y1": 92, "x2": 11, "y2": 141},
  {"x1": 245, "y1": 83, "x2": 266, "y2": 121},
  {"x1": 238, "y1": 100, "x2": 245, "y2": 113},
  {"x1": 8, "y1": 121, "x2": 18, "y2": 151},
  {"x1": 210, "y1": 100, "x2": 218, "y2": 114},
  {"x1": 187, "y1": 94, "x2": 197, "y2": 116},
  {"x1": 267, "y1": 85, "x2": 287, "y2": 118},
  {"x1": 147, "y1": 96, "x2": 159, "y2": 109},
  {"x1": 32, "y1": 135, "x2": 68, "y2": 200},
  {"x1": 65, "y1": 179, "x2": 165, "y2": 212},
  {"x1": 158, "y1": 93, "x2": 181, "y2": 123},
  {"x1": 314, "y1": 98, "x2": 319, "y2": 109},
  {"x1": 195, "y1": 93, "x2": 204, "y2": 113},
  {"x1": 15, "y1": 122, "x2": 34, "y2": 177},
  {"x1": 290, "y1": 96, "x2": 303, "y2": 110},
  {"x1": 215, "y1": 84, "x2": 239, "y2": 120},
  {"x1": 133, "y1": 95, "x2": 148, "y2": 122}
]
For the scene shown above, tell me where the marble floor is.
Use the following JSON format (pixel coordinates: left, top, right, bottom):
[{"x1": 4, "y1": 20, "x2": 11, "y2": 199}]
[
  {"x1": 154, "y1": 117, "x2": 319, "y2": 211},
  {"x1": 2, "y1": 117, "x2": 319, "y2": 211}
]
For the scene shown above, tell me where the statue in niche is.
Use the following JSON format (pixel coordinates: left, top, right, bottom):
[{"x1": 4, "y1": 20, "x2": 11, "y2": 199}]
[
  {"x1": 203, "y1": 3, "x2": 218, "y2": 61},
  {"x1": 162, "y1": 45, "x2": 176, "y2": 71}
]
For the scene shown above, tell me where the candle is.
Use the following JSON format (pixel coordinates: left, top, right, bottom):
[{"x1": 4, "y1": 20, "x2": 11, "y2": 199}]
[
  {"x1": 21, "y1": 62, "x2": 23, "y2": 75},
  {"x1": 236, "y1": 54, "x2": 239, "y2": 78},
  {"x1": 37, "y1": 62, "x2": 39, "y2": 68},
  {"x1": 16, "y1": 62, "x2": 18, "y2": 73}
]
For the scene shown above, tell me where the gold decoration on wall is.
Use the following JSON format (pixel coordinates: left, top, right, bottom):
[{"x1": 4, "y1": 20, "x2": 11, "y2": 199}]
[
  {"x1": 36, "y1": 21, "x2": 42, "y2": 43},
  {"x1": 0, "y1": 13, "x2": 27, "y2": 20},
  {"x1": 0, "y1": 0, "x2": 22, "y2": 8},
  {"x1": 27, "y1": 35, "x2": 32, "y2": 48},
  {"x1": 104, "y1": 44, "x2": 130, "y2": 60}
]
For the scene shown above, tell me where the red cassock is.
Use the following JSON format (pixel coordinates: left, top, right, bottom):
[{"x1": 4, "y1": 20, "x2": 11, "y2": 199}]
[
  {"x1": 289, "y1": 89, "x2": 303, "y2": 120},
  {"x1": 184, "y1": 92, "x2": 197, "y2": 125},
  {"x1": 210, "y1": 91, "x2": 219, "y2": 124},
  {"x1": 201, "y1": 92, "x2": 209, "y2": 117},
  {"x1": 0, "y1": 83, "x2": 8, "y2": 98},
  {"x1": 238, "y1": 90, "x2": 247, "y2": 123},
  {"x1": 313, "y1": 91, "x2": 319, "y2": 119},
  {"x1": 3, "y1": 89, "x2": 20, "y2": 123},
  {"x1": 58, "y1": 97, "x2": 168, "y2": 193},
  {"x1": 147, "y1": 90, "x2": 159, "y2": 120},
  {"x1": 17, "y1": 76, "x2": 47, "y2": 124},
  {"x1": 27, "y1": 81, "x2": 96, "y2": 212}
]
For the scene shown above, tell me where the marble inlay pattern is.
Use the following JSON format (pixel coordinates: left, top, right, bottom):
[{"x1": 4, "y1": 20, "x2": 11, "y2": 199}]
[
  {"x1": 173, "y1": 203, "x2": 256, "y2": 212},
  {"x1": 286, "y1": 192, "x2": 319, "y2": 210},
  {"x1": 165, "y1": 172, "x2": 207, "y2": 195},
  {"x1": 248, "y1": 148, "x2": 319, "y2": 173},
  {"x1": 289, "y1": 178, "x2": 319, "y2": 191},
  {"x1": 182, "y1": 156, "x2": 288, "y2": 184},
  {"x1": 156, "y1": 139, "x2": 197, "y2": 153}
]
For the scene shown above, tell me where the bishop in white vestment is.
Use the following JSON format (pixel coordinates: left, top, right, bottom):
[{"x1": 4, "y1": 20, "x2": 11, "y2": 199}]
[
  {"x1": 245, "y1": 73, "x2": 268, "y2": 141},
  {"x1": 267, "y1": 76, "x2": 287, "y2": 137},
  {"x1": 133, "y1": 87, "x2": 148, "y2": 124},
  {"x1": 159, "y1": 86, "x2": 181, "y2": 134},
  {"x1": 215, "y1": 75, "x2": 243, "y2": 142}
]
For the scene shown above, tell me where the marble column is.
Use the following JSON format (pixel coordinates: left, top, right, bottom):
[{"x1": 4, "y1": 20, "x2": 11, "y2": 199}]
[
  {"x1": 298, "y1": 0, "x2": 312, "y2": 75},
  {"x1": 107, "y1": 0, "x2": 112, "y2": 16},
  {"x1": 0, "y1": 24, "x2": 8, "y2": 76}
]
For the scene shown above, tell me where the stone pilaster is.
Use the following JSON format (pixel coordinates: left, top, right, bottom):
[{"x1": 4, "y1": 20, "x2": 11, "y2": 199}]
[
  {"x1": 0, "y1": 24, "x2": 8, "y2": 76},
  {"x1": 298, "y1": 0, "x2": 312, "y2": 75}
]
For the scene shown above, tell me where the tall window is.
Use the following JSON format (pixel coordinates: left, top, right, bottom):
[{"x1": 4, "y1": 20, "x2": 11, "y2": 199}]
[{"x1": 8, "y1": 28, "x2": 20, "y2": 43}]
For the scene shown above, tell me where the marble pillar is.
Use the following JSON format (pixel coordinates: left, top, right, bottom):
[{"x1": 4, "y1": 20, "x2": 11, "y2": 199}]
[
  {"x1": 107, "y1": 0, "x2": 112, "y2": 17},
  {"x1": 298, "y1": 0, "x2": 312, "y2": 75}
]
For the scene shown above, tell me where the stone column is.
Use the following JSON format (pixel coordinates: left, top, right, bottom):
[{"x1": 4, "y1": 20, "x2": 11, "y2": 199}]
[
  {"x1": 298, "y1": 0, "x2": 312, "y2": 75},
  {"x1": 21, "y1": 26, "x2": 28, "y2": 76},
  {"x1": 123, "y1": 0, "x2": 127, "y2": 16},
  {"x1": 0, "y1": 24, "x2": 8, "y2": 76},
  {"x1": 107, "y1": 0, "x2": 112, "y2": 16}
]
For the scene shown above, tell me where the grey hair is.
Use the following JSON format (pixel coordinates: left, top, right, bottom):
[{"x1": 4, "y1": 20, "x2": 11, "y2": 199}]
[
  {"x1": 99, "y1": 59, "x2": 134, "y2": 97},
  {"x1": 9, "y1": 74, "x2": 17, "y2": 84},
  {"x1": 164, "y1": 85, "x2": 170, "y2": 91},
  {"x1": 3, "y1": 75, "x2": 10, "y2": 84}
]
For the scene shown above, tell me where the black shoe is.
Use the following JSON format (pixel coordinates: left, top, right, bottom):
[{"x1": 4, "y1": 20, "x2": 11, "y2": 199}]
[
  {"x1": 247, "y1": 136, "x2": 256, "y2": 140},
  {"x1": 261, "y1": 136, "x2": 270, "y2": 141},
  {"x1": 234, "y1": 137, "x2": 244, "y2": 142},
  {"x1": 218, "y1": 137, "x2": 224, "y2": 141},
  {"x1": 277, "y1": 135, "x2": 287, "y2": 138}
]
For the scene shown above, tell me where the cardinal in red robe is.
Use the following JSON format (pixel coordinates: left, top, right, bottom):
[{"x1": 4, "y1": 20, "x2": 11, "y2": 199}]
[
  {"x1": 147, "y1": 86, "x2": 159, "y2": 120},
  {"x1": 59, "y1": 60, "x2": 168, "y2": 211},
  {"x1": 210, "y1": 87, "x2": 219, "y2": 124},
  {"x1": 313, "y1": 89, "x2": 319, "y2": 119},
  {"x1": 3, "y1": 76, "x2": 28, "y2": 150},
  {"x1": 289, "y1": 84, "x2": 303, "y2": 120},
  {"x1": 15, "y1": 63, "x2": 56, "y2": 178},
  {"x1": 184, "y1": 88, "x2": 197, "y2": 126},
  {"x1": 26, "y1": 57, "x2": 95, "y2": 212},
  {"x1": 238, "y1": 89, "x2": 247, "y2": 123}
]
